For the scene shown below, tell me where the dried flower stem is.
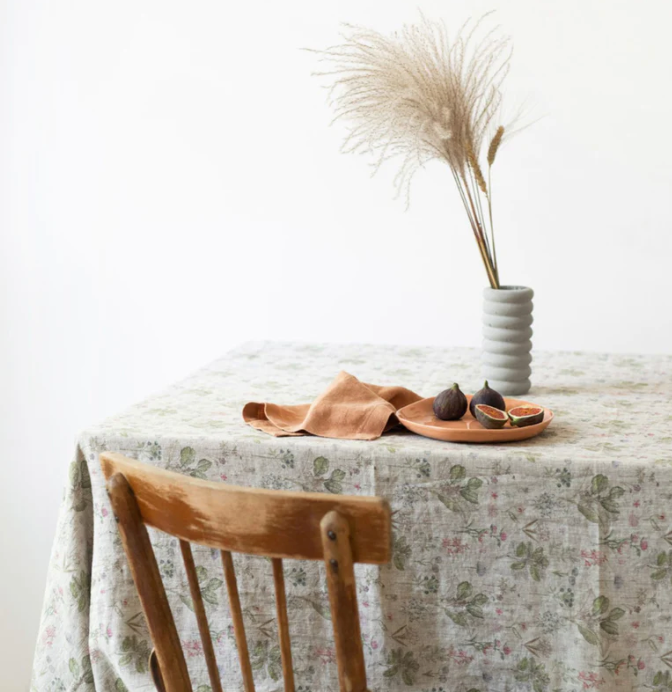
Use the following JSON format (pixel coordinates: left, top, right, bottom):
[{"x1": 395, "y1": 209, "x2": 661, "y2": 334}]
[{"x1": 312, "y1": 15, "x2": 518, "y2": 288}]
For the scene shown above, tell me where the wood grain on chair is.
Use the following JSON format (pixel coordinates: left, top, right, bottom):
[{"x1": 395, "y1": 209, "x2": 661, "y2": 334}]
[{"x1": 101, "y1": 451, "x2": 391, "y2": 692}]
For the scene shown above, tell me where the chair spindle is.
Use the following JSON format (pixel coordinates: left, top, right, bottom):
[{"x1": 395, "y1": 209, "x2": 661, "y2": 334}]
[
  {"x1": 179, "y1": 540, "x2": 224, "y2": 692},
  {"x1": 221, "y1": 550, "x2": 255, "y2": 692},
  {"x1": 271, "y1": 558, "x2": 295, "y2": 692}
]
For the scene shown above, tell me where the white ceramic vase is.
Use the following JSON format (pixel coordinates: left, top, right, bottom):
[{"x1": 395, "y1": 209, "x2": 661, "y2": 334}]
[{"x1": 482, "y1": 286, "x2": 534, "y2": 396}]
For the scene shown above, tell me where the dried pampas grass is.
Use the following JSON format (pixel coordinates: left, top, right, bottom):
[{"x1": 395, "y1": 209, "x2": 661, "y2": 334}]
[{"x1": 311, "y1": 14, "x2": 526, "y2": 288}]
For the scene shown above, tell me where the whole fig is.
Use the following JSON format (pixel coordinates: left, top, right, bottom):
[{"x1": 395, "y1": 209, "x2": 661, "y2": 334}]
[
  {"x1": 433, "y1": 383, "x2": 468, "y2": 421},
  {"x1": 469, "y1": 380, "x2": 506, "y2": 418}
]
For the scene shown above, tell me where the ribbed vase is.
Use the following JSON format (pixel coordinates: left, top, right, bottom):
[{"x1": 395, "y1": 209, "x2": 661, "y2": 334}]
[{"x1": 482, "y1": 286, "x2": 534, "y2": 396}]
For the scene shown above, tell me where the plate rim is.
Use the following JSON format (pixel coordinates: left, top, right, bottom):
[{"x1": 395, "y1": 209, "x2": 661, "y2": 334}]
[{"x1": 396, "y1": 395, "x2": 553, "y2": 443}]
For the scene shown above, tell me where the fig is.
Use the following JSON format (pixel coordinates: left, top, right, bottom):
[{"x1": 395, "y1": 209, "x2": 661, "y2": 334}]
[
  {"x1": 469, "y1": 380, "x2": 506, "y2": 418},
  {"x1": 474, "y1": 404, "x2": 508, "y2": 429},
  {"x1": 433, "y1": 383, "x2": 468, "y2": 421},
  {"x1": 508, "y1": 405, "x2": 544, "y2": 427}
]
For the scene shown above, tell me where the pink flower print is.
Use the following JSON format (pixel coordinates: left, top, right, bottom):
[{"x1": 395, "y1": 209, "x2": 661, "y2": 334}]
[
  {"x1": 220, "y1": 474, "x2": 228, "y2": 481},
  {"x1": 496, "y1": 608, "x2": 503, "y2": 615},
  {"x1": 106, "y1": 626, "x2": 113, "y2": 638},
  {"x1": 491, "y1": 476, "x2": 499, "y2": 483},
  {"x1": 102, "y1": 507, "x2": 109, "y2": 518},
  {"x1": 442, "y1": 537, "x2": 468, "y2": 556},
  {"x1": 631, "y1": 621, "x2": 640, "y2": 629},
  {"x1": 42, "y1": 625, "x2": 56, "y2": 648},
  {"x1": 354, "y1": 483, "x2": 361, "y2": 490},
  {"x1": 581, "y1": 549, "x2": 607, "y2": 567},
  {"x1": 449, "y1": 649, "x2": 474, "y2": 665},
  {"x1": 503, "y1": 645, "x2": 511, "y2": 655},
  {"x1": 578, "y1": 671, "x2": 606, "y2": 689},
  {"x1": 362, "y1": 601, "x2": 369, "y2": 608},
  {"x1": 500, "y1": 531, "x2": 507, "y2": 542},
  {"x1": 640, "y1": 538, "x2": 648, "y2": 550},
  {"x1": 633, "y1": 500, "x2": 640, "y2": 508},
  {"x1": 629, "y1": 512, "x2": 639, "y2": 527},
  {"x1": 371, "y1": 640, "x2": 378, "y2": 649},
  {"x1": 638, "y1": 659, "x2": 645, "y2": 670},
  {"x1": 491, "y1": 492, "x2": 498, "y2": 500},
  {"x1": 183, "y1": 639, "x2": 203, "y2": 658},
  {"x1": 315, "y1": 647, "x2": 336, "y2": 665}
]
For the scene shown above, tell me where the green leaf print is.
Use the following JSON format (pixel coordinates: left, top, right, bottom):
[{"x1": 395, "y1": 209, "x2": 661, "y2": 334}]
[
  {"x1": 197, "y1": 459, "x2": 212, "y2": 472},
  {"x1": 436, "y1": 468, "x2": 483, "y2": 512},
  {"x1": 322, "y1": 468, "x2": 346, "y2": 494},
  {"x1": 69, "y1": 457, "x2": 91, "y2": 511},
  {"x1": 653, "y1": 670, "x2": 672, "y2": 690},
  {"x1": 115, "y1": 680, "x2": 129, "y2": 692},
  {"x1": 591, "y1": 474, "x2": 609, "y2": 495},
  {"x1": 577, "y1": 597, "x2": 625, "y2": 643},
  {"x1": 180, "y1": 447, "x2": 196, "y2": 466},
  {"x1": 313, "y1": 456, "x2": 329, "y2": 476},
  {"x1": 305, "y1": 598, "x2": 331, "y2": 620},
  {"x1": 119, "y1": 636, "x2": 151, "y2": 673},
  {"x1": 80, "y1": 655, "x2": 94, "y2": 684},
  {"x1": 201, "y1": 578, "x2": 223, "y2": 605},
  {"x1": 513, "y1": 657, "x2": 550, "y2": 691},
  {"x1": 446, "y1": 581, "x2": 488, "y2": 625},
  {"x1": 457, "y1": 581, "x2": 472, "y2": 600},
  {"x1": 460, "y1": 478, "x2": 484, "y2": 504},
  {"x1": 69, "y1": 570, "x2": 90, "y2": 612},
  {"x1": 592, "y1": 595, "x2": 610, "y2": 615},
  {"x1": 510, "y1": 543, "x2": 548, "y2": 581},
  {"x1": 393, "y1": 535, "x2": 411, "y2": 571},
  {"x1": 250, "y1": 640, "x2": 282, "y2": 681},
  {"x1": 450, "y1": 465, "x2": 467, "y2": 481},
  {"x1": 651, "y1": 551, "x2": 672, "y2": 584},
  {"x1": 383, "y1": 649, "x2": 419, "y2": 686},
  {"x1": 578, "y1": 475, "x2": 625, "y2": 527},
  {"x1": 578, "y1": 624, "x2": 600, "y2": 646}
]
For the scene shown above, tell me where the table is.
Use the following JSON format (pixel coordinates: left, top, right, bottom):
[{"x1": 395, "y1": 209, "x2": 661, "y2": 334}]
[{"x1": 31, "y1": 342, "x2": 672, "y2": 692}]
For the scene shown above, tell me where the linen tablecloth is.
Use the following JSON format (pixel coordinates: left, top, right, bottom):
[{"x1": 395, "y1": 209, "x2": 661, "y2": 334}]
[{"x1": 32, "y1": 342, "x2": 672, "y2": 692}]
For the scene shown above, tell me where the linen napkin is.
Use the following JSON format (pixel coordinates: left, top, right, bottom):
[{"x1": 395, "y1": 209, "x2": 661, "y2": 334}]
[{"x1": 242, "y1": 371, "x2": 422, "y2": 441}]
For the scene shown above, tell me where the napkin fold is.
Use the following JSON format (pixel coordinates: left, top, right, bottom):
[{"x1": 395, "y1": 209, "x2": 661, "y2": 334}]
[{"x1": 242, "y1": 371, "x2": 422, "y2": 440}]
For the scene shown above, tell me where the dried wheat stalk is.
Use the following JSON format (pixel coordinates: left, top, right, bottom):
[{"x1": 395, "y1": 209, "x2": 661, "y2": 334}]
[{"x1": 311, "y1": 14, "x2": 520, "y2": 288}]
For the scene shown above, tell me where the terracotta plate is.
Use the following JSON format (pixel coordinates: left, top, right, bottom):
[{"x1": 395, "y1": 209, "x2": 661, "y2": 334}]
[{"x1": 396, "y1": 395, "x2": 553, "y2": 443}]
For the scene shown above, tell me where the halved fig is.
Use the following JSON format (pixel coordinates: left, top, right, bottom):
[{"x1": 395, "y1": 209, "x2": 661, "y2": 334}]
[
  {"x1": 474, "y1": 404, "x2": 508, "y2": 429},
  {"x1": 508, "y1": 405, "x2": 544, "y2": 427}
]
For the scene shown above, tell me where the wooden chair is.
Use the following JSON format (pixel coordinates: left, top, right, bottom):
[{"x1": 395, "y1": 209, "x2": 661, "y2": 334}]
[{"x1": 100, "y1": 452, "x2": 391, "y2": 692}]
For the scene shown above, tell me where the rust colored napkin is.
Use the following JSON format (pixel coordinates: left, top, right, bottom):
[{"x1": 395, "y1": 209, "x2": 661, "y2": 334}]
[{"x1": 242, "y1": 371, "x2": 423, "y2": 440}]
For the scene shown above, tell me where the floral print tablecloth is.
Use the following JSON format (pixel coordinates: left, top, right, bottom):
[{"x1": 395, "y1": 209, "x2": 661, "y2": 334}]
[{"x1": 31, "y1": 342, "x2": 672, "y2": 692}]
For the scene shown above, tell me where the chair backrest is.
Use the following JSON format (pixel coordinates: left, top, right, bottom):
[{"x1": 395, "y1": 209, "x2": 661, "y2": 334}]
[{"x1": 100, "y1": 452, "x2": 391, "y2": 692}]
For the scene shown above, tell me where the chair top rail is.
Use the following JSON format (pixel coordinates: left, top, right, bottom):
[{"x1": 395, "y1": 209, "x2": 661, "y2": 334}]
[{"x1": 101, "y1": 452, "x2": 391, "y2": 564}]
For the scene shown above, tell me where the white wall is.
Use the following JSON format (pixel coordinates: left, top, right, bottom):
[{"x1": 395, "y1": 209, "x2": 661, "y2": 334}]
[{"x1": 1, "y1": 0, "x2": 671, "y2": 688}]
